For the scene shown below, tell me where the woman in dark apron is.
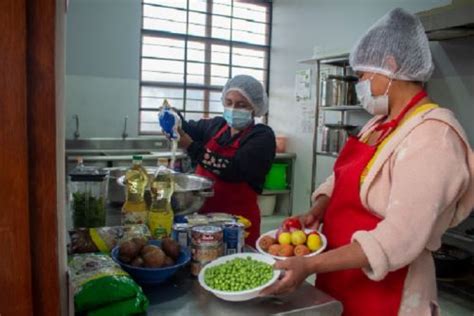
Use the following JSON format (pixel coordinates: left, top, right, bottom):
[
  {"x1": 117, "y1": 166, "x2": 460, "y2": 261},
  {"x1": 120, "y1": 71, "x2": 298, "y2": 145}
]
[{"x1": 174, "y1": 75, "x2": 276, "y2": 247}]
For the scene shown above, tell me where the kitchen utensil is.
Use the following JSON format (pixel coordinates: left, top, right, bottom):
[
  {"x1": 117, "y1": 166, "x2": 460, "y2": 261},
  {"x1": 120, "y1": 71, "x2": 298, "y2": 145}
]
[
  {"x1": 320, "y1": 75, "x2": 347, "y2": 106},
  {"x1": 275, "y1": 135, "x2": 287, "y2": 153},
  {"x1": 255, "y1": 229, "x2": 327, "y2": 261},
  {"x1": 321, "y1": 124, "x2": 356, "y2": 154},
  {"x1": 111, "y1": 240, "x2": 191, "y2": 285},
  {"x1": 198, "y1": 253, "x2": 281, "y2": 302},
  {"x1": 344, "y1": 76, "x2": 359, "y2": 105},
  {"x1": 172, "y1": 173, "x2": 214, "y2": 216},
  {"x1": 257, "y1": 195, "x2": 276, "y2": 217}
]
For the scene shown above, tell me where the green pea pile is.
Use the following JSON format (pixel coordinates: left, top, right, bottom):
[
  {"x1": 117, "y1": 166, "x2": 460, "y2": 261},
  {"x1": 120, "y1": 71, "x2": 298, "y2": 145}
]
[{"x1": 204, "y1": 257, "x2": 273, "y2": 292}]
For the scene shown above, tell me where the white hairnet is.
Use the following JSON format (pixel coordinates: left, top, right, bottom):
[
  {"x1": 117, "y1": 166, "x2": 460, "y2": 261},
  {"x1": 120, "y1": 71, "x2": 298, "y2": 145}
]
[
  {"x1": 350, "y1": 8, "x2": 434, "y2": 82},
  {"x1": 222, "y1": 75, "x2": 268, "y2": 117}
]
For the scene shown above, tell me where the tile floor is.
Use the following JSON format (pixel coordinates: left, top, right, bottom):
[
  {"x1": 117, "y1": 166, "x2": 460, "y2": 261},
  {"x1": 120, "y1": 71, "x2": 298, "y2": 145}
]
[{"x1": 260, "y1": 215, "x2": 474, "y2": 316}]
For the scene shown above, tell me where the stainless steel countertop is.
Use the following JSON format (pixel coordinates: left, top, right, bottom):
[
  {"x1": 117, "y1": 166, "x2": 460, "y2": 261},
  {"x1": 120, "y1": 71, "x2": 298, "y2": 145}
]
[
  {"x1": 66, "y1": 150, "x2": 187, "y2": 161},
  {"x1": 66, "y1": 151, "x2": 295, "y2": 161},
  {"x1": 143, "y1": 262, "x2": 341, "y2": 316}
]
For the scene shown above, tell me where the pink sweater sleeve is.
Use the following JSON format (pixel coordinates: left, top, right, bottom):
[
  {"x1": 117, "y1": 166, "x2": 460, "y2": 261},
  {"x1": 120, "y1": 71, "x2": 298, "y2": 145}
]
[
  {"x1": 353, "y1": 121, "x2": 471, "y2": 281},
  {"x1": 311, "y1": 173, "x2": 335, "y2": 203}
]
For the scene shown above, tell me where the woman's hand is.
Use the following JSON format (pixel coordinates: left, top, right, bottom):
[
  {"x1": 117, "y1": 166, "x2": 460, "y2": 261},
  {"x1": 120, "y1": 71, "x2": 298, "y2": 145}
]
[
  {"x1": 298, "y1": 195, "x2": 330, "y2": 230},
  {"x1": 260, "y1": 257, "x2": 311, "y2": 296},
  {"x1": 176, "y1": 127, "x2": 193, "y2": 149}
]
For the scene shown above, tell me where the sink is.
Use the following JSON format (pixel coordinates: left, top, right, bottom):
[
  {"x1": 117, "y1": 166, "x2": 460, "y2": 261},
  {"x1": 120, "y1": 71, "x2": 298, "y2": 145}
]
[{"x1": 66, "y1": 137, "x2": 169, "y2": 151}]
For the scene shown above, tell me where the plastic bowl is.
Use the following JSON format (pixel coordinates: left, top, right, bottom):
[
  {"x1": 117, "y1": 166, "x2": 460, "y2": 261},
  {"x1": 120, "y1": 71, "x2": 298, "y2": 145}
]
[
  {"x1": 111, "y1": 240, "x2": 191, "y2": 285},
  {"x1": 198, "y1": 253, "x2": 281, "y2": 302},
  {"x1": 256, "y1": 229, "x2": 327, "y2": 260}
]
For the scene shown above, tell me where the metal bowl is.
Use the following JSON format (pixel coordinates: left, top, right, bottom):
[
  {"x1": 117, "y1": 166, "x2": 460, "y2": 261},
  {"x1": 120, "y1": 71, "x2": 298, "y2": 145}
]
[
  {"x1": 172, "y1": 173, "x2": 214, "y2": 216},
  {"x1": 113, "y1": 171, "x2": 214, "y2": 216}
]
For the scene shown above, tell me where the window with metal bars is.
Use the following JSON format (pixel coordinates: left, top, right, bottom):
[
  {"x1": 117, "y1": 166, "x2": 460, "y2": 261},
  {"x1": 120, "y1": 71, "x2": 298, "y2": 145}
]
[{"x1": 139, "y1": 0, "x2": 272, "y2": 134}]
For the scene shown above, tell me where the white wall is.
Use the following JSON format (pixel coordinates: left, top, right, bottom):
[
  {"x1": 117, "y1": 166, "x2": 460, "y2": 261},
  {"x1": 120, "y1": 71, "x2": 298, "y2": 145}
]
[
  {"x1": 65, "y1": 0, "x2": 142, "y2": 139},
  {"x1": 268, "y1": 0, "x2": 454, "y2": 214}
]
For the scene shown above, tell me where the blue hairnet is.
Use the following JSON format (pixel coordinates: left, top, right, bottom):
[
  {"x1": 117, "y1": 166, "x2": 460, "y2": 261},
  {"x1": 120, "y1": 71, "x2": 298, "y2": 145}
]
[
  {"x1": 350, "y1": 8, "x2": 434, "y2": 82},
  {"x1": 221, "y1": 75, "x2": 268, "y2": 117}
]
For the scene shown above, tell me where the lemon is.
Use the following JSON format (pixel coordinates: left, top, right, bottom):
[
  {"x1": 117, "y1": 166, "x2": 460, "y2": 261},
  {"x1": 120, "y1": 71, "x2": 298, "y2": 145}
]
[{"x1": 307, "y1": 234, "x2": 322, "y2": 251}]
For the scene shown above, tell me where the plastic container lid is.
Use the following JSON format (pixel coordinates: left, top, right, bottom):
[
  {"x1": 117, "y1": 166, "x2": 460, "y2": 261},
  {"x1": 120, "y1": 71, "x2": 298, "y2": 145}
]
[
  {"x1": 132, "y1": 155, "x2": 143, "y2": 160},
  {"x1": 69, "y1": 166, "x2": 109, "y2": 182}
]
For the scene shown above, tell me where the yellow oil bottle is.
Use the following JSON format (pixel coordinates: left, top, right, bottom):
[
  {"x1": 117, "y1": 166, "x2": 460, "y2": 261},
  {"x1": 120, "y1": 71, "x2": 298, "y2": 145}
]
[
  {"x1": 122, "y1": 155, "x2": 149, "y2": 225},
  {"x1": 148, "y1": 158, "x2": 174, "y2": 239}
]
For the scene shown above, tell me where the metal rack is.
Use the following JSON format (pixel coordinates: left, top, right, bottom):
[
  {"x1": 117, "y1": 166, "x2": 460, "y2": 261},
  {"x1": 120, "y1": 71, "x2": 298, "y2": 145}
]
[{"x1": 300, "y1": 53, "x2": 367, "y2": 193}]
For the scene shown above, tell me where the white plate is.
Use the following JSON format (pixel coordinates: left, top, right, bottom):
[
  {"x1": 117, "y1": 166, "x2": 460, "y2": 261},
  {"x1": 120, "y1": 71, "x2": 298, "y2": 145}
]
[
  {"x1": 198, "y1": 253, "x2": 281, "y2": 302},
  {"x1": 256, "y1": 228, "x2": 327, "y2": 260}
]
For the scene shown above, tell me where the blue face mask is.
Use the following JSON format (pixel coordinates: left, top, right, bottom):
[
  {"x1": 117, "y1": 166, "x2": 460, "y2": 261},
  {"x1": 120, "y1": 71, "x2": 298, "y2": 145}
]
[{"x1": 223, "y1": 108, "x2": 253, "y2": 130}]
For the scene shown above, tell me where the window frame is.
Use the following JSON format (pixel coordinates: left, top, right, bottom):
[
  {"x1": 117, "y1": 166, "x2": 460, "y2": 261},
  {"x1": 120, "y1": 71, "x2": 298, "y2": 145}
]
[{"x1": 139, "y1": 0, "x2": 272, "y2": 135}]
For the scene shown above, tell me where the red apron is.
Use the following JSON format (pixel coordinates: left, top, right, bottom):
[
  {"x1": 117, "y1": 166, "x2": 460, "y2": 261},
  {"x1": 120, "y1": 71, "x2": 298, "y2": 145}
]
[
  {"x1": 316, "y1": 91, "x2": 427, "y2": 316},
  {"x1": 195, "y1": 124, "x2": 260, "y2": 247}
]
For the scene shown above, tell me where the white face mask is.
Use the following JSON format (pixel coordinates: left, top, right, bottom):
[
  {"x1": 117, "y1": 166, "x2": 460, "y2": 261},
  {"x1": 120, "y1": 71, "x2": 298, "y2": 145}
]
[{"x1": 355, "y1": 76, "x2": 392, "y2": 116}]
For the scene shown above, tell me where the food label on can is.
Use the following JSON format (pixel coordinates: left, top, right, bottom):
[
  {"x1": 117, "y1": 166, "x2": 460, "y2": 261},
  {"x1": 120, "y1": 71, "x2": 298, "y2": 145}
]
[
  {"x1": 172, "y1": 223, "x2": 189, "y2": 248},
  {"x1": 191, "y1": 243, "x2": 223, "y2": 263},
  {"x1": 191, "y1": 225, "x2": 223, "y2": 245}
]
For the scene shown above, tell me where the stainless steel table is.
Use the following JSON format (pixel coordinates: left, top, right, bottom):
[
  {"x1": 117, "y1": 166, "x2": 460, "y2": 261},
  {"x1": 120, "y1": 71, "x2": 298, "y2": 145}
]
[{"x1": 143, "y1": 267, "x2": 342, "y2": 316}]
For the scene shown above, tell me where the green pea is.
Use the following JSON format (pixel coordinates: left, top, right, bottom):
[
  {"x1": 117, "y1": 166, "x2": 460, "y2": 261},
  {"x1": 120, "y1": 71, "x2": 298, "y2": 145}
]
[{"x1": 204, "y1": 257, "x2": 274, "y2": 292}]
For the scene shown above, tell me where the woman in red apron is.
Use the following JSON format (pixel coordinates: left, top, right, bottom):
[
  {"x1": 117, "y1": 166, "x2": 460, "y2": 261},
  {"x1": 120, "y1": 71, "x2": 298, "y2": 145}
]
[
  {"x1": 171, "y1": 75, "x2": 276, "y2": 247},
  {"x1": 260, "y1": 9, "x2": 463, "y2": 315}
]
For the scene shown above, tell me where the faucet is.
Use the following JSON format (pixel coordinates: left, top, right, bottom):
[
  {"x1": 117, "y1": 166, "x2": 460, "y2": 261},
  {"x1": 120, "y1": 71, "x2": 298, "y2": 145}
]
[
  {"x1": 73, "y1": 114, "x2": 80, "y2": 139},
  {"x1": 122, "y1": 116, "x2": 128, "y2": 139}
]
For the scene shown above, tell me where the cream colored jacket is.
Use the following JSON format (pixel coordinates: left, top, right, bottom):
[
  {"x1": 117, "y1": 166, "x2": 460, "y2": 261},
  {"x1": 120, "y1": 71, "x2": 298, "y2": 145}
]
[{"x1": 313, "y1": 107, "x2": 474, "y2": 316}]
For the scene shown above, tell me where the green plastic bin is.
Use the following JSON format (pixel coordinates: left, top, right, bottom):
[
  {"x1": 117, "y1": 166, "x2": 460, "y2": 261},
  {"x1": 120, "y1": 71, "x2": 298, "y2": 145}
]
[{"x1": 264, "y1": 163, "x2": 288, "y2": 190}]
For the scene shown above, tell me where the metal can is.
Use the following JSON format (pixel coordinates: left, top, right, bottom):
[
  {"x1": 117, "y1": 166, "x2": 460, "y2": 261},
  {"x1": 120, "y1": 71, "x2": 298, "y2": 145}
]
[
  {"x1": 190, "y1": 225, "x2": 224, "y2": 276},
  {"x1": 190, "y1": 225, "x2": 223, "y2": 245},
  {"x1": 185, "y1": 214, "x2": 209, "y2": 226},
  {"x1": 171, "y1": 223, "x2": 190, "y2": 248},
  {"x1": 191, "y1": 243, "x2": 224, "y2": 263},
  {"x1": 223, "y1": 223, "x2": 245, "y2": 255}
]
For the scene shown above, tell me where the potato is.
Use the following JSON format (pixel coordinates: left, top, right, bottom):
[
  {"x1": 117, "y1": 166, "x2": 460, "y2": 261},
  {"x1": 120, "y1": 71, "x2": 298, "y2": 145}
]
[
  {"x1": 131, "y1": 237, "x2": 147, "y2": 252},
  {"x1": 131, "y1": 256, "x2": 145, "y2": 267},
  {"x1": 143, "y1": 248, "x2": 165, "y2": 268},
  {"x1": 161, "y1": 238, "x2": 180, "y2": 260},
  {"x1": 163, "y1": 256, "x2": 175, "y2": 267},
  {"x1": 119, "y1": 240, "x2": 140, "y2": 263},
  {"x1": 141, "y1": 244, "x2": 160, "y2": 256}
]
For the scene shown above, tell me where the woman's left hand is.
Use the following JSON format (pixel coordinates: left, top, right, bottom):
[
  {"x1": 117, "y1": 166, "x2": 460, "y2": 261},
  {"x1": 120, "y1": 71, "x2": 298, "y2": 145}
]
[{"x1": 260, "y1": 256, "x2": 311, "y2": 296}]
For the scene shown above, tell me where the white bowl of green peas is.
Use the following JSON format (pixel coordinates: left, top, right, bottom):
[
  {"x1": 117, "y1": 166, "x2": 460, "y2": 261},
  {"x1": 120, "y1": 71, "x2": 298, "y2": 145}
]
[{"x1": 198, "y1": 253, "x2": 281, "y2": 302}]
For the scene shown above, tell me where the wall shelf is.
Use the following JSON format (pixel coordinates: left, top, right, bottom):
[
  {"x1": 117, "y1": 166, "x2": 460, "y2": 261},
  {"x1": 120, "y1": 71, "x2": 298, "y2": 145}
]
[
  {"x1": 320, "y1": 105, "x2": 364, "y2": 111},
  {"x1": 261, "y1": 189, "x2": 291, "y2": 195},
  {"x1": 316, "y1": 151, "x2": 339, "y2": 158}
]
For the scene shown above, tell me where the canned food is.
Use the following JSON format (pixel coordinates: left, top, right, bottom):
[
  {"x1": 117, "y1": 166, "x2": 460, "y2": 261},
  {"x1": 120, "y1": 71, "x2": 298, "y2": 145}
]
[
  {"x1": 191, "y1": 225, "x2": 223, "y2": 245},
  {"x1": 223, "y1": 223, "x2": 245, "y2": 255},
  {"x1": 191, "y1": 243, "x2": 224, "y2": 263},
  {"x1": 191, "y1": 260, "x2": 207, "y2": 276},
  {"x1": 185, "y1": 214, "x2": 209, "y2": 226},
  {"x1": 207, "y1": 212, "x2": 235, "y2": 223},
  {"x1": 171, "y1": 223, "x2": 190, "y2": 248}
]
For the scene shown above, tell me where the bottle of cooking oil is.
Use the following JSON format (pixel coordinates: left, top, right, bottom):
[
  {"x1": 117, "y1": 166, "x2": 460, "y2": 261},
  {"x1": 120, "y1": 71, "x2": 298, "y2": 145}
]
[
  {"x1": 148, "y1": 158, "x2": 175, "y2": 239},
  {"x1": 122, "y1": 155, "x2": 149, "y2": 225}
]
